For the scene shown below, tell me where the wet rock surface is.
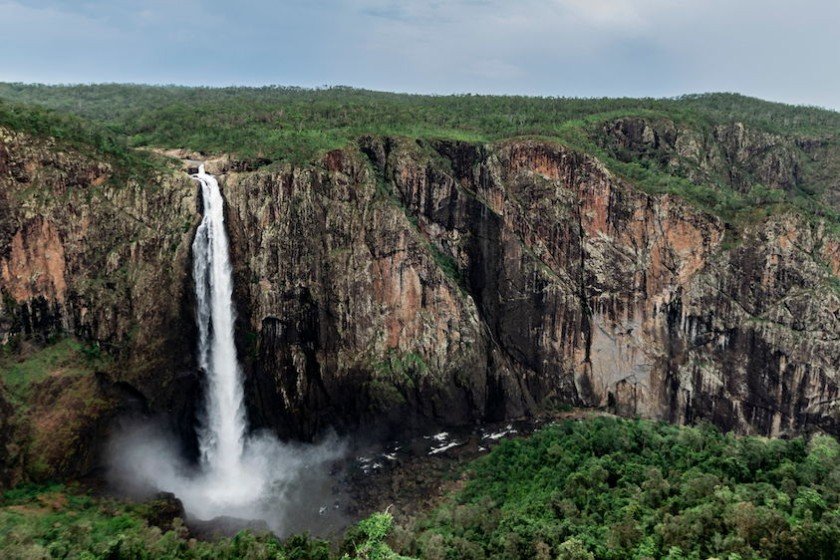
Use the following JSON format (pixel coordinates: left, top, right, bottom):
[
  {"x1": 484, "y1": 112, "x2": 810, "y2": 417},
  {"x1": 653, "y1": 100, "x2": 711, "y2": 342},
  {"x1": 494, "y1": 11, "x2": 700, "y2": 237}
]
[{"x1": 339, "y1": 417, "x2": 537, "y2": 524}]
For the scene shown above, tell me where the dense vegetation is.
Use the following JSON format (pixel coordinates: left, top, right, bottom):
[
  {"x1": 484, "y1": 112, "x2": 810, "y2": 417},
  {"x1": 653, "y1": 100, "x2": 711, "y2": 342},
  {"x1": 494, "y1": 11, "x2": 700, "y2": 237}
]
[
  {"x1": 1, "y1": 84, "x2": 838, "y2": 163},
  {"x1": 0, "y1": 98, "x2": 163, "y2": 181},
  {"x1": 398, "y1": 418, "x2": 840, "y2": 560},
  {"x1": 0, "y1": 484, "x2": 406, "y2": 560},
  {"x1": 1, "y1": 83, "x2": 838, "y2": 233},
  {"x1": 2, "y1": 418, "x2": 838, "y2": 560}
]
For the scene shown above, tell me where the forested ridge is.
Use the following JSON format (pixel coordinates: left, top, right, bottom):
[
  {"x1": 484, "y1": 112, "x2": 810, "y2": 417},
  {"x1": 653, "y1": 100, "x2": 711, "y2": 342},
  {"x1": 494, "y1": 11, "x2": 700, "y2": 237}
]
[{"x1": 2, "y1": 84, "x2": 839, "y2": 232}]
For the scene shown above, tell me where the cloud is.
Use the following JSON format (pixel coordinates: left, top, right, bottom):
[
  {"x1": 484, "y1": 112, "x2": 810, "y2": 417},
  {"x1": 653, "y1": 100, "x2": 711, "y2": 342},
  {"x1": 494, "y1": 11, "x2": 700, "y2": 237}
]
[
  {"x1": 0, "y1": 0, "x2": 837, "y2": 108},
  {"x1": 470, "y1": 59, "x2": 524, "y2": 80},
  {"x1": 556, "y1": 0, "x2": 654, "y2": 29}
]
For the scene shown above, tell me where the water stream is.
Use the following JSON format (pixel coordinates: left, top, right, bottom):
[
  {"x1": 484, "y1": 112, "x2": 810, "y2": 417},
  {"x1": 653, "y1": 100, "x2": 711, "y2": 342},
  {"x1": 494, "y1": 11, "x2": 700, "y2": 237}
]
[{"x1": 191, "y1": 165, "x2": 251, "y2": 497}]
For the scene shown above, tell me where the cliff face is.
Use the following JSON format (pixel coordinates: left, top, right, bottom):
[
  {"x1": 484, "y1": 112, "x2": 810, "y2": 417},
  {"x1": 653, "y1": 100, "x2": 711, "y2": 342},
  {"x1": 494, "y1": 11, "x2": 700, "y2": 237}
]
[
  {"x1": 219, "y1": 136, "x2": 839, "y2": 439},
  {"x1": 219, "y1": 149, "x2": 488, "y2": 438},
  {"x1": 601, "y1": 116, "x2": 806, "y2": 193},
  {"x1": 0, "y1": 127, "x2": 200, "y2": 485},
  {"x1": 1, "y1": 123, "x2": 838, "y2": 483}
]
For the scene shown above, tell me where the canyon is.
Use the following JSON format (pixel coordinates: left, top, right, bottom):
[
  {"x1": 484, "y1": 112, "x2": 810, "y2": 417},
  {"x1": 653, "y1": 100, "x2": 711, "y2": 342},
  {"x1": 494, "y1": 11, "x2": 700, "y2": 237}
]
[{"x1": 0, "y1": 114, "x2": 838, "y2": 488}]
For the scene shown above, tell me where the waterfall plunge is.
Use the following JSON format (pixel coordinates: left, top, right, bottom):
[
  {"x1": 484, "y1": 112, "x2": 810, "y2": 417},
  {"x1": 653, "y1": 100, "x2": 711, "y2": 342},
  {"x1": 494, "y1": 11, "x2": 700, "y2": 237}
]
[
  {"x1": 106, "y1": 166, "x2": 345, "y2": 534},
  {"x1": 192, "y1": 165, "x2": 249, "y2": 486}
]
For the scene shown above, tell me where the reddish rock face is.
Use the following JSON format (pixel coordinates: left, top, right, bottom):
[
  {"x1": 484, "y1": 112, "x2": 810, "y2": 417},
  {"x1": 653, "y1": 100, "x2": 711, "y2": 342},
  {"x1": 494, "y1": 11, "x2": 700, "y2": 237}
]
[
  {"x1": 824, "y1": 239, "x2": 840, "y2": 277},
  {"x1": 2, "y1": 217, "x2": 67, "y2": 304},
  {"x1": 1, "y1": 127, "x2": 838, "y2": 486},
  {"x1": 0, "y1": 128, "x2": 198, "y2": 376},
  {"x1": 0, "y1": 127, "x2": 201, "y2": 485},
  {"x1": 221, "y1": 137, "x2": 838, "y2": 439}
]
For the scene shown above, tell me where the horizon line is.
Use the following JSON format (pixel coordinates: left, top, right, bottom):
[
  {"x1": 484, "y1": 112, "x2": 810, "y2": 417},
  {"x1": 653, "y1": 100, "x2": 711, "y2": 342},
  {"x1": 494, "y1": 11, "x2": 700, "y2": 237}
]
[{"x1": 1, "y1": 81, "x2": 837, "y2": 113}]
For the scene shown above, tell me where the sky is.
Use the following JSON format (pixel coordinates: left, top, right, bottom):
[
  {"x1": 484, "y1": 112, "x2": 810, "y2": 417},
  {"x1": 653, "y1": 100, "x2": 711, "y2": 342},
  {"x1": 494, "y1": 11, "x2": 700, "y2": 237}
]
[{"x1": 1, "y1": 0, "x2": 838, "y2": 109}]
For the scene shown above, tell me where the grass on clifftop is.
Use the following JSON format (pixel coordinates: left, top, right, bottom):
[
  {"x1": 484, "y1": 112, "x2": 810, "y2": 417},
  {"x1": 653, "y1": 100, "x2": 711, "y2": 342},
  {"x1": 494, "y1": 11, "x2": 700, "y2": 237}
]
[
  {"x1": 0, "y1": 98, "x2": 171, "y2": 181},
  {"x1": 2, "y1": 84, "x2": 839, "y2": 235}
]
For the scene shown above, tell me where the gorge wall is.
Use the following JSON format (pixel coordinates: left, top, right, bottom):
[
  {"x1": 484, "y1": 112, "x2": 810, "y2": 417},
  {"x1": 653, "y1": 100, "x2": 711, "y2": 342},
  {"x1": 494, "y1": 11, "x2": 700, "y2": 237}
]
[
  {"x1": 1, "y1": 122, "x2": 838, "y2": 484},
  {"x1": 0, "y1": 127, "x2": 201, "y2": 485},
  {"x1": 221, "y1": 136, "x2": 839, "y2": 440}
]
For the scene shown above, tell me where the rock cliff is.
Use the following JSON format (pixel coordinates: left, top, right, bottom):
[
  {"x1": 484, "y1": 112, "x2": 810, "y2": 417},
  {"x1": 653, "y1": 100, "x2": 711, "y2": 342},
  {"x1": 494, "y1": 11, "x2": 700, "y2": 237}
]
[
  {"x1": 220, "y1": 137, "x2": 839, "y2": 439},
  {"x1": 1, "y1": 121, "x2": 838, "y2": 484},
  {"x1": 0, "y1": 127, "x2": 200, "y2": 485}
]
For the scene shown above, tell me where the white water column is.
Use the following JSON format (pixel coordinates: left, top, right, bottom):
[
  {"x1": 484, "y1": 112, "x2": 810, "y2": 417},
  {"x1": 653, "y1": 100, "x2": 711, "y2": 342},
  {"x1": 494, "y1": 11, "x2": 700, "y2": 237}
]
[{"x1": 191, "y1": 165, "x2": 248, "y2": 480}]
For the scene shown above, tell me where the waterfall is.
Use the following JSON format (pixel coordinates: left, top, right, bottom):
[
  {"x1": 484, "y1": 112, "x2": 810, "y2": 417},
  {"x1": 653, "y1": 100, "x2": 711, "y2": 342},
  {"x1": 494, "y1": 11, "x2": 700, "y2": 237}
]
[
  {"x1": 106, "y1": 166, "x2": 345, "y2": 534},
  {"x1": 191, "y1": 165, "x2": 248, "y2": 478}
]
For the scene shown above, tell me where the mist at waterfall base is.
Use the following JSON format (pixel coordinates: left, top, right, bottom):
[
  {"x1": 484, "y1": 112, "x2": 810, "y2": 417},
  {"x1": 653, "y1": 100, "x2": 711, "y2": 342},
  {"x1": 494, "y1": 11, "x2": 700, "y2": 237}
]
[
  {"x1": 106, "y1": 167, "x2": 347, "y2": 536},
  {"x1": 107, "y1": 421, "x2": 347, "y2": 535}
]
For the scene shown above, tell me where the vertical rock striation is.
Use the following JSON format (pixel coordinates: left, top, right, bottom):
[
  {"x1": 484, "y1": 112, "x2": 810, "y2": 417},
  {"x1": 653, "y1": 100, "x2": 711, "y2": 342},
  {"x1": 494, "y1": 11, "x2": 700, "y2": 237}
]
[
  {"x1": 1, "y1": 123, "x2": 838, "y2": 487},
  {"x1": 219, "y1": 137, "x2": 839, "y2": 439}
]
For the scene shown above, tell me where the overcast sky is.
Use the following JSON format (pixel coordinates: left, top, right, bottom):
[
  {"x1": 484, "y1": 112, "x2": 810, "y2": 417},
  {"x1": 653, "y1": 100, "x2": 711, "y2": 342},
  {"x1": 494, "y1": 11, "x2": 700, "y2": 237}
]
[{"x1": 2, "y1": 0, "x2": 838, "y2": 109}]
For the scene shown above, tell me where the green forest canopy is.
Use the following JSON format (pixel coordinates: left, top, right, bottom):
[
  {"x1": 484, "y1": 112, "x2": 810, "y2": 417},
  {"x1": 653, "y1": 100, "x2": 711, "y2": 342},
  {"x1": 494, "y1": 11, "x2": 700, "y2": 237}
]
[
  {"x1": 1, "y1": 83, "x2": 838, "y2": 161},
  {"x1": 401, "y1": 417, "x2": 840, "y2": 560},
  {"x1": 2, "y1": 418, "x2": 838, "y2": 560},
  {"x1": 1, "y1": 84, "x2": 839, "y2": 231}
]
